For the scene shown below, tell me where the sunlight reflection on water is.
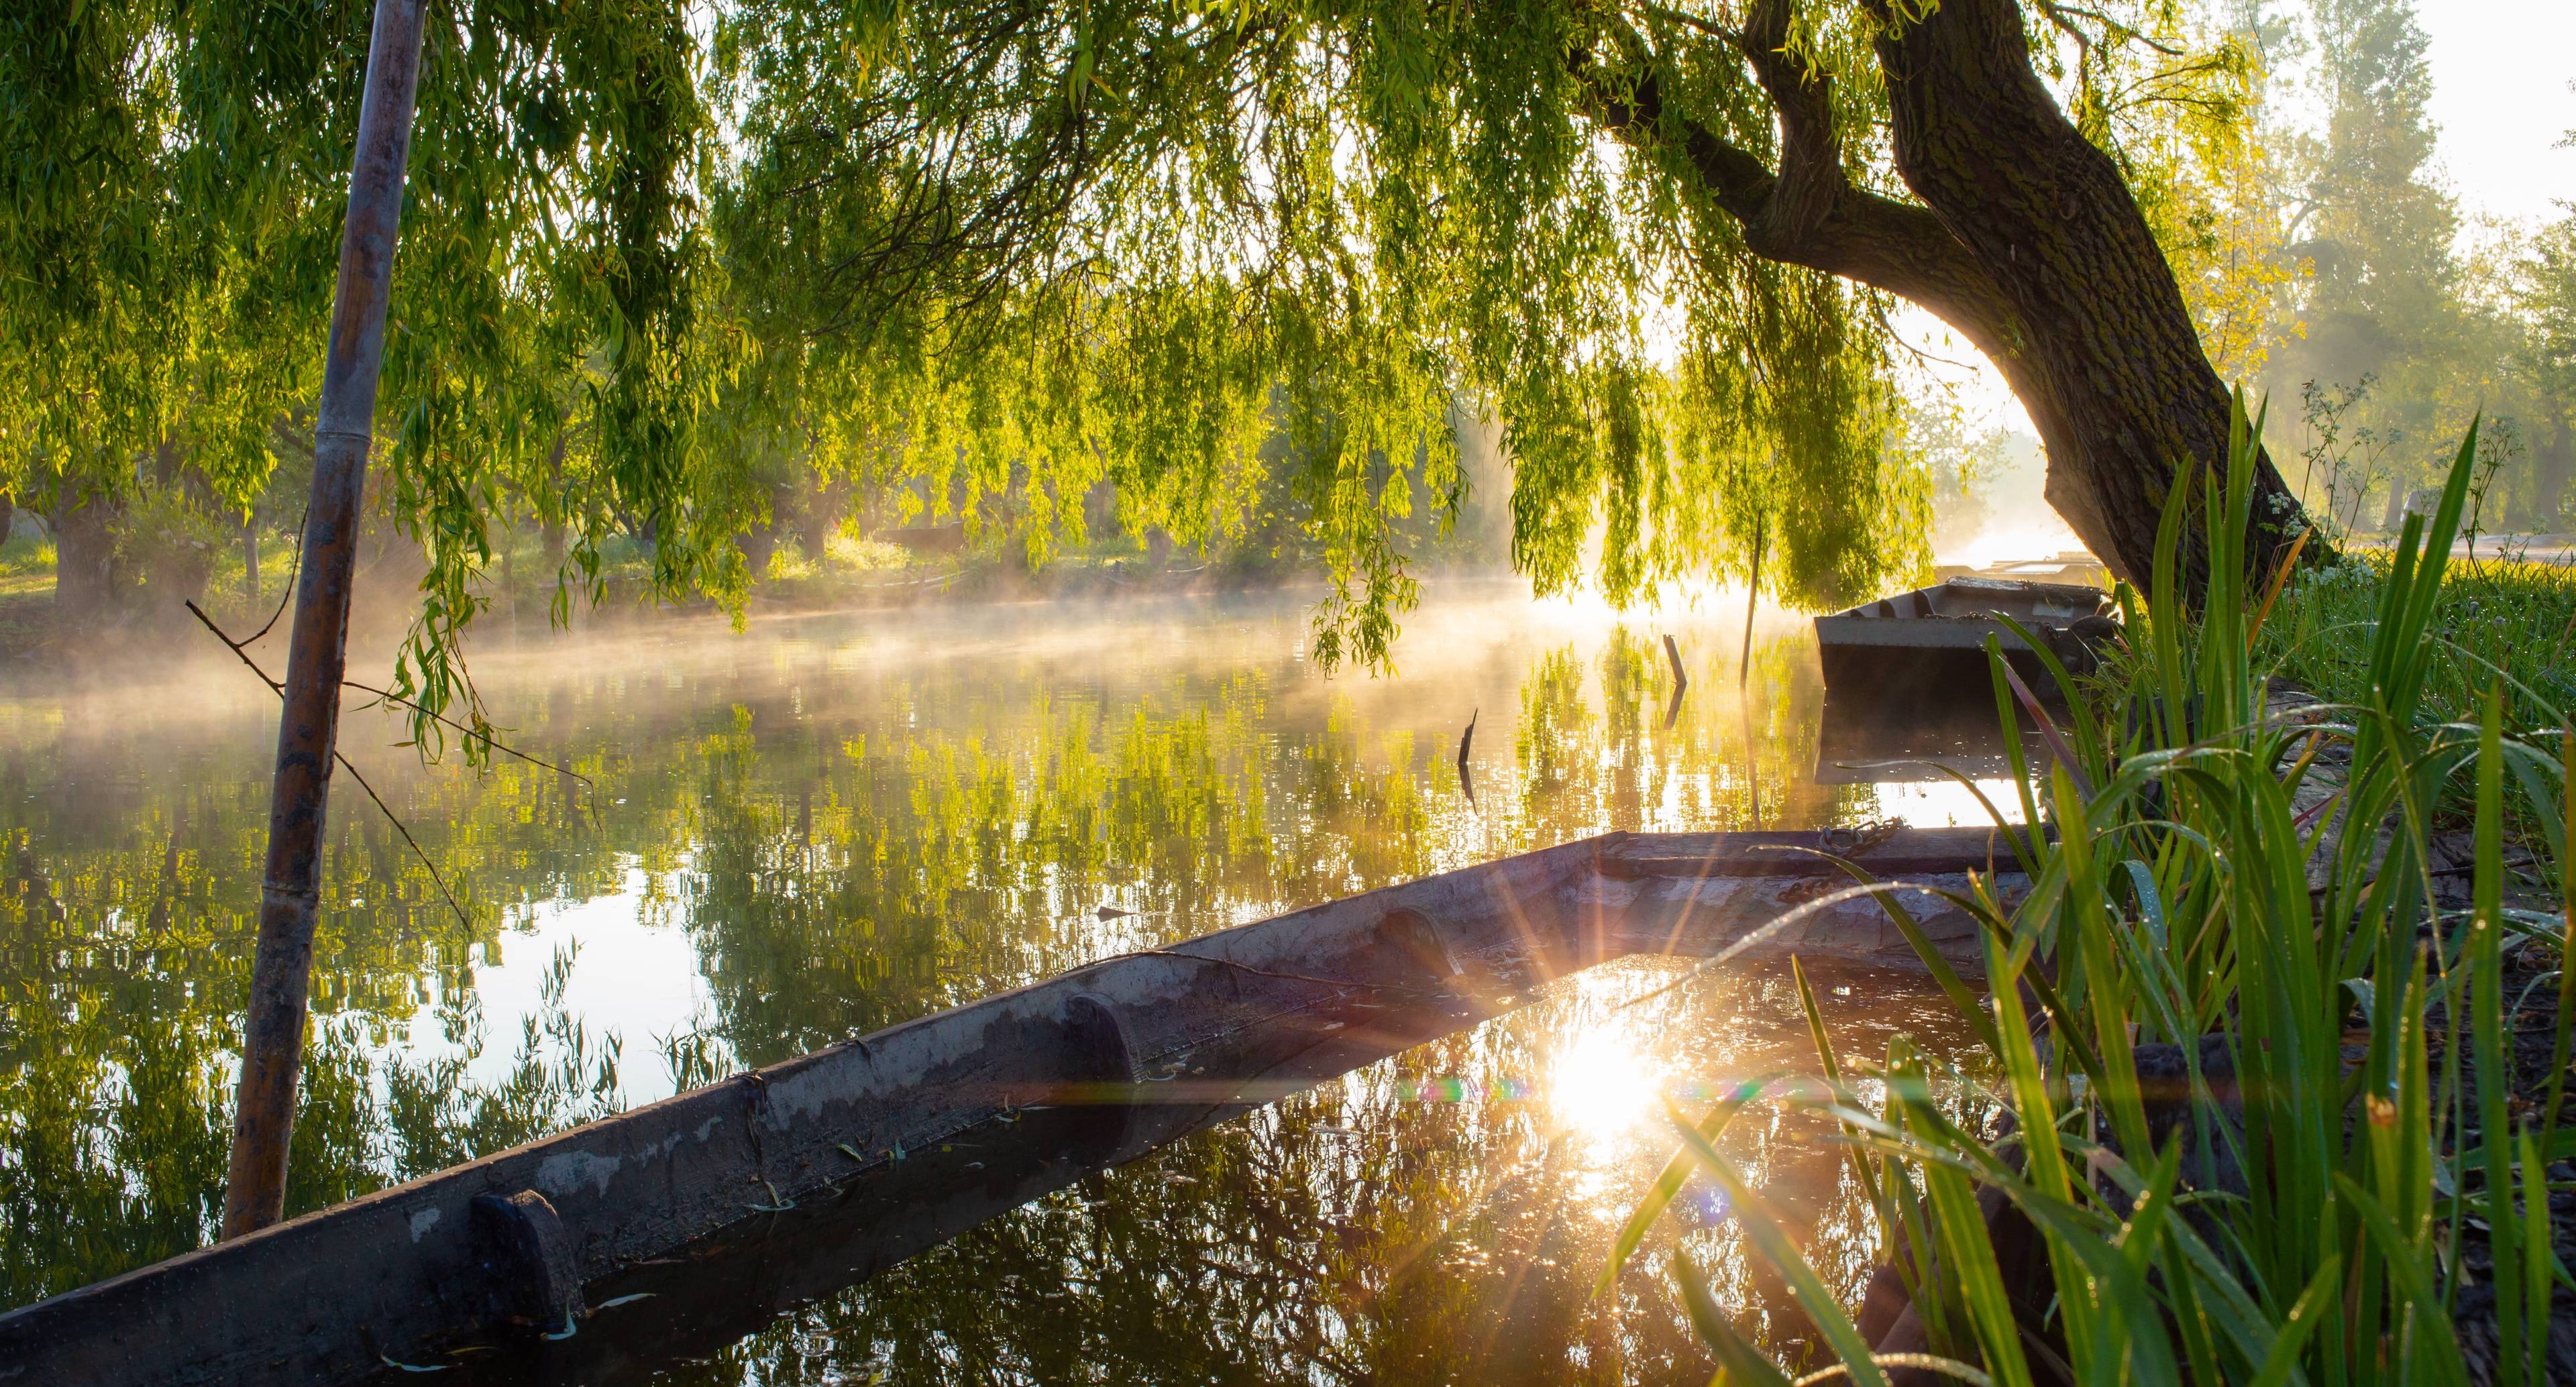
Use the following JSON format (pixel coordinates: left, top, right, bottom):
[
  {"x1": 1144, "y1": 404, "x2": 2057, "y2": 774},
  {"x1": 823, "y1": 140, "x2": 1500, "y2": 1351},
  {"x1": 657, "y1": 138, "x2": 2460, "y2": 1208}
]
[{"x1": 1546, "y1": 982, "x2": 1668, "y2": 1172}]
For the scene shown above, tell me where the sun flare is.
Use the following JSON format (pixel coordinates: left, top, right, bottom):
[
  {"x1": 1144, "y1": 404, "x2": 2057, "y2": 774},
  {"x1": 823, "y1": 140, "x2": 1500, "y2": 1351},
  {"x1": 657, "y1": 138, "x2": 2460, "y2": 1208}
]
[{"x1": 1546, "y1": 1021, "x2": 1663, "y2": 1154}]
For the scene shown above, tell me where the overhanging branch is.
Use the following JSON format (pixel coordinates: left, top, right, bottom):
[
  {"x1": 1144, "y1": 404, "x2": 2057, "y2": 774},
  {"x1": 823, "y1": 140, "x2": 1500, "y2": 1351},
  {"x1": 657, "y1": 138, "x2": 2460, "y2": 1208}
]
[{"x1": 1572, "y1": 5, "x2": 2026, "y2": 357}]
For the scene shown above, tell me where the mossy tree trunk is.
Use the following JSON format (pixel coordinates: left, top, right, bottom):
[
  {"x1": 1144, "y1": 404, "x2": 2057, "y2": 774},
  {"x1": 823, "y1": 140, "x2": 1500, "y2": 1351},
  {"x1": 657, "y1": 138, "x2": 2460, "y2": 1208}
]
[
  {"x1": 2529, "y1": 419, "x2": 2573, "y2": 531},
  {"x1": 541, "y1": 432, "x2": 568, "y2": 573},
  {"x1": 1869, "y1": 0, "x2": 2304, "y2": 586},
  {"x1": 1592, "y1": 0, "x2": 2308, "y2": 590}
]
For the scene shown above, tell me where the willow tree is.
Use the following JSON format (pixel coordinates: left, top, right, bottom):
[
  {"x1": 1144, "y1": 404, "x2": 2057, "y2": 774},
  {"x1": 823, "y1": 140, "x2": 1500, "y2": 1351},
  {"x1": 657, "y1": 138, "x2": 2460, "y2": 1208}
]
[
  {"x1": 13, "y1": 0, "x2": 2298, "y2": 683},
  {"x1": 3, "y1": 0, "x2": 747, "y2": 716},
  {"x1": 713, "y1": 0, "x2": 2304, "y2": 622}
]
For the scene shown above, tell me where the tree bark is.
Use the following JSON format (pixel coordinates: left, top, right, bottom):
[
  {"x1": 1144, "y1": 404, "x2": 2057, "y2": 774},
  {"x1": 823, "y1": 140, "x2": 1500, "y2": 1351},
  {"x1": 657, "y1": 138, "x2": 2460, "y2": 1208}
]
[
  {"x1": 794, "y1": 472, "x2": 848, "y2": 563},
  {"x1": 2529, "y1": 418, "x2": 2573, "y2": 532},
  {"x1": 1583, "y1": 0, "x2": 2309, "y2": 592},
  {"x1": 48, "y1": 485, "x2": 123, "y2": 623},
  {"x1": 739, "y1": 522, "x2": 777, "y2": 579},
  {"x1": 541, "y1": 431, "x2": 568, "y2": 573},
  {"x1": 1866, "y1": 0, "x2": 2304, "y2": 588}
]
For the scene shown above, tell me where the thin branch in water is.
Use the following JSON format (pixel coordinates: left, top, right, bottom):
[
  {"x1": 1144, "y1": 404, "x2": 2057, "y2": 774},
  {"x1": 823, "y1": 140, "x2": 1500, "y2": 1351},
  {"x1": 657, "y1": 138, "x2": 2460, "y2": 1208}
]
[
  {"x1": 342, "y1": 677, "x2": 592, "y2": 786},
  {"x1": 185, "y1": 600, "x2": 473, "y2": 936},
  {"x1": 1663, "y1": 633, "x2": 1689, "y2": 730},
  {"x1": 1457, "y1": 708, "x2": 1478, "y2": 810}
]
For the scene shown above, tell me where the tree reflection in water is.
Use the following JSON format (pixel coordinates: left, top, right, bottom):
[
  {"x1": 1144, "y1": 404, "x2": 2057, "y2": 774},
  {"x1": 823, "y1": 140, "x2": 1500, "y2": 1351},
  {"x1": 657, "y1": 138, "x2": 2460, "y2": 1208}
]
[{"x1": 0, "y1": 594, "x2": 1984, "y2": 1382}]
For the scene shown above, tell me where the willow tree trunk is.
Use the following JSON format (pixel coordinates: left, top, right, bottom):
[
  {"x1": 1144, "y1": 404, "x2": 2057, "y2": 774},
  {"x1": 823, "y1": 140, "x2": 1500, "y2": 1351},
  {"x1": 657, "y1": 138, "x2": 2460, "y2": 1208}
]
[
  {"x1": 1589, "y1": 0, "x2": 2308, "y2": 591},
  {"x1": 50, "y1": 488, "x2": 123, "y2": 623},
  {"x1": 1868, "y1": 0, "x2": 2304, "y2": 588},
  {"x1": 220, "y1": 0, "x2": 428, "y2": 1239}
]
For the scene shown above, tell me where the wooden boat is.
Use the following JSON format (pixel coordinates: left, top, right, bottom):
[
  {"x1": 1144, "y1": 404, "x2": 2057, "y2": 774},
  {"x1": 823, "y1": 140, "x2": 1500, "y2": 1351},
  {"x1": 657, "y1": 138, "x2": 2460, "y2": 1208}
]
[
  {"x1": 0, "y1": 827, "x2": 2026, "y2": 1386},
  {"x1": 1814, "y1": 576, "x2": 2118, "y2": 703}
]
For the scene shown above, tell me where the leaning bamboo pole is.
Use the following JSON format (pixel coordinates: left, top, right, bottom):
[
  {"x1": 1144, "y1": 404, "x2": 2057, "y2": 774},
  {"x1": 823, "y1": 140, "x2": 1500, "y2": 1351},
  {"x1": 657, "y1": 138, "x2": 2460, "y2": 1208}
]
[{"x1": 220, "y1": 0, "x2": 430, "y2": 1239}]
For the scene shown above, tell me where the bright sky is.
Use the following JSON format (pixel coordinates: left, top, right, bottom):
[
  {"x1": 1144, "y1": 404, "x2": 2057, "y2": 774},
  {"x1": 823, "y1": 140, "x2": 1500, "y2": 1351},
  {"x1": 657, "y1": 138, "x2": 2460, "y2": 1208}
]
[{"x1": 2414, "y1": 0, "x2": 2576, "y2": 230}]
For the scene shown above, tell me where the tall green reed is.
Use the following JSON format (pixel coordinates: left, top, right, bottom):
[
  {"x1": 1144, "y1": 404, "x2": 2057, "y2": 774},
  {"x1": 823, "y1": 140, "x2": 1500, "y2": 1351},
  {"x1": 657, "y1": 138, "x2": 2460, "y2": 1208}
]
[{"x1": 1607, "y1": 396, "x2": 2574, "y2": 1386}]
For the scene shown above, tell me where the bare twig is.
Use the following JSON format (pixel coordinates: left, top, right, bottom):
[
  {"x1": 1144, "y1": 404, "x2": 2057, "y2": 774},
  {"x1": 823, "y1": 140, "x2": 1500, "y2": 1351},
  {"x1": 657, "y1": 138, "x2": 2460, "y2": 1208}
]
[
  {"x1": 195, "y1": 539, "x2": 592, "y2": 788},
  {"x1": 1638, "y1": 1, "x2": 1740, "y2": 45},
  {"x1": 186, "y1": 600, "x2": 473, "y2": 936},
  {"x1": 239, "y1": 502, "x2": 309, "y2": 648}
]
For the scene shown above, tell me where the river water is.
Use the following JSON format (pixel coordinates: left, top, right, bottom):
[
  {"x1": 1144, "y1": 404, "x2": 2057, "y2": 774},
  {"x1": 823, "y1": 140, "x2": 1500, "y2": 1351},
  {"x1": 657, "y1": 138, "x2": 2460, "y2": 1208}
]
[{"x1": 0, "y1": 586, "x2": 2001, "y2": 1382}]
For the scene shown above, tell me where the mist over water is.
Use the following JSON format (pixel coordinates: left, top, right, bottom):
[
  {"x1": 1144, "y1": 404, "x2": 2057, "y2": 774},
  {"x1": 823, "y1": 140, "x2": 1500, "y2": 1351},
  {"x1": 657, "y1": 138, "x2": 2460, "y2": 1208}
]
[{"x1": 0, "y1": 588, "x2": 1992, "y2": 1380}]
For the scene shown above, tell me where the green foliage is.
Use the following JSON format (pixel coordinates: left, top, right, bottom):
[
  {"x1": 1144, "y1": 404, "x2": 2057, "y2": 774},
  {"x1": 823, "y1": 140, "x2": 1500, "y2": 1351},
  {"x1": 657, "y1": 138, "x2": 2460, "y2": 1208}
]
[
  {"x1": 714, "y1": 0, "x2": 2247, "y2": 636},
  {"x1": 2260, "y1": 0, "x2": 2572, "y2": 528},
  {"x1": 0, "y1": 0, "x2": 745, "y2": 748},
  {"x1": 1622, "y1": 401, "x2": 2573, "y2": 1384},
  {"x1": 5, "y1": 0, "x2": 2269, "y2": 709},
  {"x1": 2514, "y1": 212, "x2": 2576, "y2": 526},
  {"x1": 2263, "y1": 550, "x2": 2576, "y2": 785},
  {"x1": 2291, "y1": 0, "x2": 2457, "y2": 383}
]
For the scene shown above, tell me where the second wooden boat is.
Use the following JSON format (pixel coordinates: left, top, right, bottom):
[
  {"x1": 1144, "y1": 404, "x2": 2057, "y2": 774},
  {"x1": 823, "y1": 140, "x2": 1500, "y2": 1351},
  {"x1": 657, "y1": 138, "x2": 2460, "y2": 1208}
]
[{"x1": 1815, "y1": 575, "x2": 2118, "y2": 703}]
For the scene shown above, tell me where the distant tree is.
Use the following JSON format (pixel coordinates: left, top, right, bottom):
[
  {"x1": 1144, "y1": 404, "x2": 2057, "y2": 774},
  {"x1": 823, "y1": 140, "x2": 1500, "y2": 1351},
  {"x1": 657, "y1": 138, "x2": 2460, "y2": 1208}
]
[
  {"x1": 2520, "y1": 210, "x2": 2576, "y2": 528},
  {"x1": 1900, "y1": 399, "x2": 1996, "y2": 557},
  {"x1": 2271, "y1": 0, "x2": 2463, "y2": 453}
]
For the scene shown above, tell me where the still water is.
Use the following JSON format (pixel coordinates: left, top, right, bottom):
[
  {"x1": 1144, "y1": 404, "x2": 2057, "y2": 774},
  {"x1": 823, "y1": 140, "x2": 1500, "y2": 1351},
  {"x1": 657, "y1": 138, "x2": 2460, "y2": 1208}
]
[{"x1": 0, "y1": 586, "x2": 1998, "y2": 1382}]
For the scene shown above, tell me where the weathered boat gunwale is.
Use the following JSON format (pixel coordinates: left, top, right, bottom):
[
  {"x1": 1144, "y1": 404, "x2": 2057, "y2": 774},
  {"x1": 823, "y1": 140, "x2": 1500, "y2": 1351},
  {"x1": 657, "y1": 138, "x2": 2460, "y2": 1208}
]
[
  {"x1": 0, "y1": 826, "x2": 2026, "y2": 1387},
  {"x1": 1812, "y1": 575, "x2": 2114, "y2": 651},
  {"x1": 1600, "y1": 828, "x2": 2040, "y2": 879},
  {"x1": 1813, "y1": 576, "x2": 2120, "y2": 710}
]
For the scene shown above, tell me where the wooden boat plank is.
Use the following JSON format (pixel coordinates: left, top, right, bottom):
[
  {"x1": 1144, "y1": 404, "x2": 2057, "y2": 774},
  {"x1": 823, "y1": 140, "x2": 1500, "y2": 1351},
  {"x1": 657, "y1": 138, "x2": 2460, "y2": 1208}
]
[{"x1": 1587, "y1": 869, "x2": 1990, "y2": 975}]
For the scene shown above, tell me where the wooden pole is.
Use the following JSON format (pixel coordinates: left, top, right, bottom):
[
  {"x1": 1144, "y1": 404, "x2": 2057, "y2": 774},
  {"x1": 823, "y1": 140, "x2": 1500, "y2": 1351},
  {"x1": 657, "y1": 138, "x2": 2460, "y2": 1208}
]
[
  {"x1": 1456, "y1": 708, "x2": 1478, "y2": 810},
  {"x1": 1739, "y1": 516, "x2": 1765, "y2": 829},
  {"x1": 1661, "y1": 633, "x2": 1687, "y2": 730},
  {"x1": 221, "y1": 0, "x2": 429, "y2": 1239},
  {"x1": 1739, "y1": 516, "x2": 1764, "y2": 689}
]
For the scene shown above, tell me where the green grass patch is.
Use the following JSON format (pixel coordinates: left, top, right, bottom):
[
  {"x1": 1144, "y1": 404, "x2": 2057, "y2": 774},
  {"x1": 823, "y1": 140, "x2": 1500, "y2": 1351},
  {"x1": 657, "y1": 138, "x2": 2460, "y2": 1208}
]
[{"x1": 2262, "y1": 549, "x2": 2576, "y2": 738}]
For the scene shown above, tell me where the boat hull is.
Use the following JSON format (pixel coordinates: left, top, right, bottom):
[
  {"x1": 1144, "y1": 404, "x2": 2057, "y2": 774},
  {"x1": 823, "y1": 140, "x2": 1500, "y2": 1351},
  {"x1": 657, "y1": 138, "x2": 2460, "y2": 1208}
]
[
  {"x1": 0, "y1": 828, "x2": 2020, "y2": 1386},
  {"x1": 1815, "y1": 577, "x2": 2116, "y2": 706}
]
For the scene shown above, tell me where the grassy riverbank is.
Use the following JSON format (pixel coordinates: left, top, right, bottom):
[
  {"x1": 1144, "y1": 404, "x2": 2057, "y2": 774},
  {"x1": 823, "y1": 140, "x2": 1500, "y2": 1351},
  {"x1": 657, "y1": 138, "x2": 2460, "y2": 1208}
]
[{"x1": 2263, "y1": 548, "x2": 2576, "y2": 745}]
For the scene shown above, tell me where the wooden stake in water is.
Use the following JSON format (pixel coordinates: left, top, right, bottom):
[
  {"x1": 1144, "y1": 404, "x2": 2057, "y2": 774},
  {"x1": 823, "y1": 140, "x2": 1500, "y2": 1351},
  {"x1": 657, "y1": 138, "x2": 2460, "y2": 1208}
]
[
  {"x1": 221, "y1": 0, "x2": 429, "y2": 1239},
  {"x1": 1662, "y1": 634, "x2": 1688, "y2": 730},
  {"x1": 1739, "y1": 516, "x2": 1765, "y2": 690},
  {"x1": 1739, "y1": 518, "x2": 1764, "y2": 827},
  {"x1": 1456, "y1": 708, "x2": 1479, "y2": 810}
]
